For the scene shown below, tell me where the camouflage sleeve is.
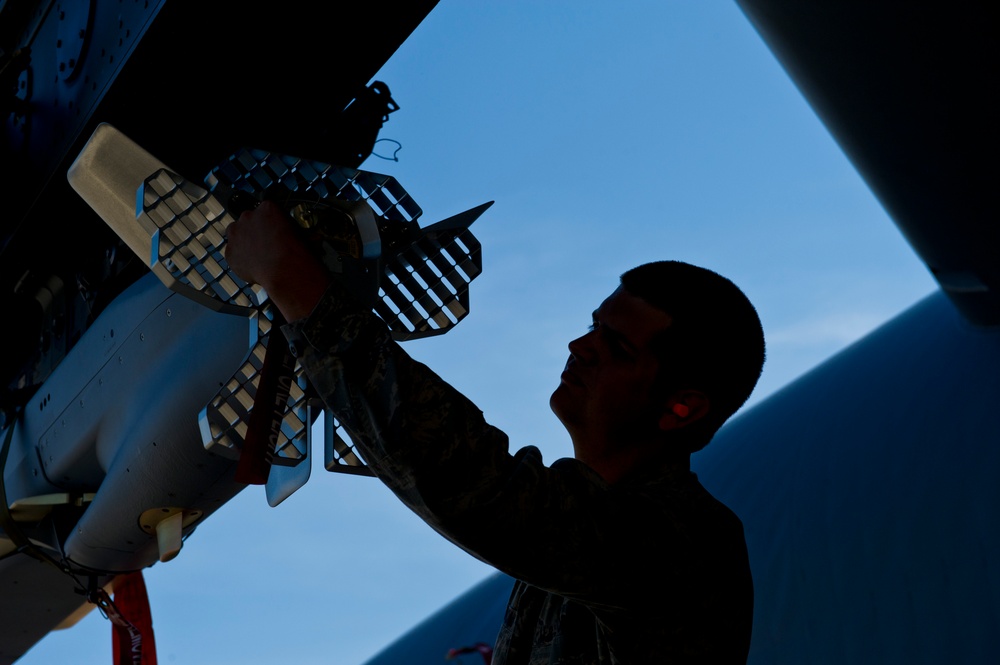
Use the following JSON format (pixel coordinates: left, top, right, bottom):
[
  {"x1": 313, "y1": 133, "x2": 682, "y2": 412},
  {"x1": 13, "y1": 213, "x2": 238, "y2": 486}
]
[
  {"x1": 282, "y1": 283, "x2": 729, "y2": 612},
  {"x1": 283, "y1": 281, "x2": 517, "y2": 523}
]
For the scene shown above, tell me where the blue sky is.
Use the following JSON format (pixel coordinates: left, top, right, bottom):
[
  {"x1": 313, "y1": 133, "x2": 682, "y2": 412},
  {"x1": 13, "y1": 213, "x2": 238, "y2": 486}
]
[{"x1": 21, "y1": 2, "x2": 936, "y2": 663}]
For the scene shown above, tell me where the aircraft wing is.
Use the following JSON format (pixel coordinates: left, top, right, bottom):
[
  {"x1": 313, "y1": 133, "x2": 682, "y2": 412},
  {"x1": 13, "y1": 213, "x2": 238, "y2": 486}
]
[{"x1": 735, "y1": 1, "x2": 996, "y2": 325}]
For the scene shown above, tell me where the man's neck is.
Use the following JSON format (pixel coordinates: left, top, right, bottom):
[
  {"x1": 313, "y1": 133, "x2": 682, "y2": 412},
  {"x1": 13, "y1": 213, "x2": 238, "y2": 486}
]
[{"x1": 575, "y1": 443, "x2": 689, "y2": 485}]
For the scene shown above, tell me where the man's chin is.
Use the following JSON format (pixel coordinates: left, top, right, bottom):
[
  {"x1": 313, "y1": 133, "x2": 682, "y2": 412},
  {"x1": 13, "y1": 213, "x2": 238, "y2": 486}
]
[
  {"x1": 548, "y1": 387, "x2": 561, "y2": 415},
  {"x1": 549, "y1": 385, "x2": 576, "y2": 425}
]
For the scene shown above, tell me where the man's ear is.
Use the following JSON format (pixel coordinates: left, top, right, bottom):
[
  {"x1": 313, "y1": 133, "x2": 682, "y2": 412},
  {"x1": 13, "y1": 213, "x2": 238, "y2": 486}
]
[{"x1": 658, "y1": 390, "x2": 710, "y2": 431}]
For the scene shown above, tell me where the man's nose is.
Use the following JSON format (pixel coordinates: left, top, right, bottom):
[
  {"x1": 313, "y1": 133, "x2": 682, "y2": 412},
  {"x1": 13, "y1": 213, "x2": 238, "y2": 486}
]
[{"x1": 568, "y1": 331, "x2": 596, "y2": 363}]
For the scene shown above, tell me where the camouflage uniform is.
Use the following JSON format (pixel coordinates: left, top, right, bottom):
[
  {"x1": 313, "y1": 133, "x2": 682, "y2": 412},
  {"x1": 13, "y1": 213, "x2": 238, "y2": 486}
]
[{"x1": 285, "y1": 284, "x2": 753, "y2": 664}]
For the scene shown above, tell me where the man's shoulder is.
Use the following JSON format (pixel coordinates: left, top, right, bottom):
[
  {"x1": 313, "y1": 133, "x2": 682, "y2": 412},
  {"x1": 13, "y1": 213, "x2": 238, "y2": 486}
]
[{"x1": 618, "y1": 466, "x2": 748, "y2": 554}]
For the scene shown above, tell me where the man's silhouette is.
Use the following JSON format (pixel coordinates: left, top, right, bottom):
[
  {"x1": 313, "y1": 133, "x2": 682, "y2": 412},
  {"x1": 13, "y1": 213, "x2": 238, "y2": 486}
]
[{"x1": 226, "y1": 201, "x2": 765, "y2": 663}]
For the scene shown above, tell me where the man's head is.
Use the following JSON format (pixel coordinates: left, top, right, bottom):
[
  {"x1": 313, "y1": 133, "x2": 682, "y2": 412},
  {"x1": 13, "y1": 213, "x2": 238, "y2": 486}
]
[
  {"x1": 620, "y1": 261, "x2": 765, "y2": 450},
  {"x1": 550, "y1": 261, "x2": 764, "y2": 475}
]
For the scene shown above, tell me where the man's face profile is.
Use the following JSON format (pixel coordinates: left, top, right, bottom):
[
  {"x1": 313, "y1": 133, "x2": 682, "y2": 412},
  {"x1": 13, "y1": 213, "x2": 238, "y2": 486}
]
[{"x1": 550, "y1": 286, "x2": 674, "y2": 461}]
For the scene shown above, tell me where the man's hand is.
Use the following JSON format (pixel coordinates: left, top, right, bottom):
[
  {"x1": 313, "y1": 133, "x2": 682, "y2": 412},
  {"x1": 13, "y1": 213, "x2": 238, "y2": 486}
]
[{"x1": 225, "y1": 200, "x2": 331, "y2": 322}]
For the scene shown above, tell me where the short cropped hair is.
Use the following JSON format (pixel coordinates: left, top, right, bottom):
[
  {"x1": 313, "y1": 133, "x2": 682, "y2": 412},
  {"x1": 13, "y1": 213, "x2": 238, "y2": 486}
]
[{"x1": 620, "y1": 261, "x2": 765, "y2": 452}]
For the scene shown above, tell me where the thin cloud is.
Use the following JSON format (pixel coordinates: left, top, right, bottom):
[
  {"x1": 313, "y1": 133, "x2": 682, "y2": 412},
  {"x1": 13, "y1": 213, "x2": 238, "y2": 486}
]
[{"x1": 768, "y1": 311, "x2": 887, "y2": 348}]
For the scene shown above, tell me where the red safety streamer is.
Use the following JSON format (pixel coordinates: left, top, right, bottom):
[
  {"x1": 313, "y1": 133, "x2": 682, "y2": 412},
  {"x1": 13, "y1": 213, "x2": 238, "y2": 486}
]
[
  {"x1": 98, "y1": 572, "x2": 157, "y2": 665},
  {"x1": 446, "y1": 643, "x2": 493, "y2": 664}
]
